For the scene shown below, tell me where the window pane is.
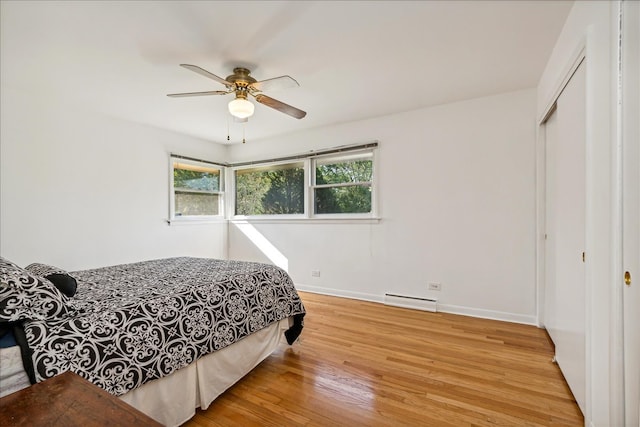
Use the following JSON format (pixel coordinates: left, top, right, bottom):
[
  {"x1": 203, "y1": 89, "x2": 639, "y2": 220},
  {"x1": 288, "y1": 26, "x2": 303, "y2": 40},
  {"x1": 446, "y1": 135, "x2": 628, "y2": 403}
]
[
  {"x1": 173, "y1": 163, "x2": 220, "y2": 192},
  {"x1": 236, "y1": 163, "x2": 304, "y2": 215},
  {"x1": 315, "y1": 157, "x2": 372, "y2": 185},
  {"x1": 315, "y1": 185, "x2": 371, "y2": 214},
  {"x1": 175, "y1": 191, "x2": 219, "y2": 216}
]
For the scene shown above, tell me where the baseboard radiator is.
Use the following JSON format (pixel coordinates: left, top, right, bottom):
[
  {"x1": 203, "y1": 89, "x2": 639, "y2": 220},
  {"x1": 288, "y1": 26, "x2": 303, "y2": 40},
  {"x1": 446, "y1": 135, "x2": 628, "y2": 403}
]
[{"x1": 384, "y1": 293, "x2": 438, "y2": 312}]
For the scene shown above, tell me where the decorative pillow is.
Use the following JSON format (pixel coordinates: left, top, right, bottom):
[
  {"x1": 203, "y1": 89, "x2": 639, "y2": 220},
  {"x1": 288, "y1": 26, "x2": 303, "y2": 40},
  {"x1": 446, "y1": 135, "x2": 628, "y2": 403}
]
[
  {"x1": 25, "y1": 263, "x2": 78, "y2": 297},
  {"x1": 0, "y1": 257, "x2": 69, "y2": 322}
]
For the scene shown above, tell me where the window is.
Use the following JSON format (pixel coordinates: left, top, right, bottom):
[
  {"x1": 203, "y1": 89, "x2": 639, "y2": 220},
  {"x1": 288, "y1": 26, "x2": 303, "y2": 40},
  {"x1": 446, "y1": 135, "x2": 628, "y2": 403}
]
[
  {"x1": 235, "y1": 162, "x2": 304, "y2": 216},
  {"x1": 232, "y1": 144, "x2": 377, "y2": 219},
  {"x1": 170, "y1": 156, "x2": 223, "y2": 219},
  {"x1": 312, "y1": 153, "x2": 373, "y2": 215}
]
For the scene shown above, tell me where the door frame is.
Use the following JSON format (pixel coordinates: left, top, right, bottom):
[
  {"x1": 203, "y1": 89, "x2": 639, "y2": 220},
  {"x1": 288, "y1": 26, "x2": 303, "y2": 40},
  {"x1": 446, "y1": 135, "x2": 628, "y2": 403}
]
[{"x1": 618, "y1": 0, "x2": 640, "y2": 424}]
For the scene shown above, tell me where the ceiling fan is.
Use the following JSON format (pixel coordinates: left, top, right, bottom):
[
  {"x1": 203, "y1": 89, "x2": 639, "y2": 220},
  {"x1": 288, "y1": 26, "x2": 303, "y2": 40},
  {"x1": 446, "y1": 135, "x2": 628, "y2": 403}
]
[{"x1": 167, "y1": 64, "x2": 307, "y2": 122}]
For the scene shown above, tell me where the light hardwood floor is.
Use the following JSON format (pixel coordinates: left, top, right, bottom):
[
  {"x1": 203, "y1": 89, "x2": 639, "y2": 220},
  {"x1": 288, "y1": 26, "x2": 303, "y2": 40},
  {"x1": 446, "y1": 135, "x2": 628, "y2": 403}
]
[{"x1": 184, "y1": 291, "x2": 583, "y2": 426}]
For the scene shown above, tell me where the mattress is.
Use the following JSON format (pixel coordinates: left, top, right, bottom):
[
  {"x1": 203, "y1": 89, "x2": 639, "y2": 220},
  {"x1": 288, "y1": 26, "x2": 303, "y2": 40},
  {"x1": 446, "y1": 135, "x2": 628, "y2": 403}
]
[{"x1": 18, "y1": 257, "x2": 305, "y2": 395}]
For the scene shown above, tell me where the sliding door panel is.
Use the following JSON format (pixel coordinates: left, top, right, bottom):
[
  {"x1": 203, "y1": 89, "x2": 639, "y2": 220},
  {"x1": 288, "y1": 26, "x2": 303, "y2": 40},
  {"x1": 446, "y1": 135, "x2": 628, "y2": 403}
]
[{"x1": 544, "y1": 61, "x2": 586, "y2": 413}]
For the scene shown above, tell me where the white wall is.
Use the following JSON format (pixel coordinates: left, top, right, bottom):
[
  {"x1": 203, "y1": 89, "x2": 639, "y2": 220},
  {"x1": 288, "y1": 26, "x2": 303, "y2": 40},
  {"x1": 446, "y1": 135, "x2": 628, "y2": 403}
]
[
  {"x1": 0, "y1": 0, "x2": 229, "y2": 271},
  {"x1": 536, "y1": 1, "x2": 619, "y2": 425},
  {"x1": 227, "y1": 89, "x2": 537, "y2": 324},
  {"x1": 0, "y1": 94, "x2": 227, "y2": 271}
]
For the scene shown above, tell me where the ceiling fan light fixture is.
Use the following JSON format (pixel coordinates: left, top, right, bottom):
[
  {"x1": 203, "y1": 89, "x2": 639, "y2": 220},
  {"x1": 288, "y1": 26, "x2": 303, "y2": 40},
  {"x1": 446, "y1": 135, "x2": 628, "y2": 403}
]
[
  {"x1": 169, "y1": 64, "x2": 306, "y2": 120},
  {"x1": 228, "y1": 98, "x2": 255, "y2": 119}
]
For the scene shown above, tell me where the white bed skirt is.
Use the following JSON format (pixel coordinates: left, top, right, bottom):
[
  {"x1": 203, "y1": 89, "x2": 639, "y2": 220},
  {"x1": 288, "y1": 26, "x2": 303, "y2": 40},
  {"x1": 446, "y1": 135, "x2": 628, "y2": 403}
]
[
  {"x1": 119, "y1": 317, "x2": 292, "y2": 426},
  {"x1": 0, "y1": 345, "x2": 31, "y2": 398}
]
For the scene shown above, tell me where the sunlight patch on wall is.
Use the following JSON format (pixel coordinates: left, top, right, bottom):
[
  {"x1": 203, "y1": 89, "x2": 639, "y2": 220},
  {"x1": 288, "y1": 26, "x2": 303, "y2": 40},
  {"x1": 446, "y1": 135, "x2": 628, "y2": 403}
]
[{"x1": 233, "y1": 221, "x2": 289, "y2": 271}]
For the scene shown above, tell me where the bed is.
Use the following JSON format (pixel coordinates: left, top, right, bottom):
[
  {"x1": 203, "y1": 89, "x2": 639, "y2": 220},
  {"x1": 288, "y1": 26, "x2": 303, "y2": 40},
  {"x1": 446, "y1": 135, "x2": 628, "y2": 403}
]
[{"x1": 0, "y1": 256, "x2": 305, "y2": 426}]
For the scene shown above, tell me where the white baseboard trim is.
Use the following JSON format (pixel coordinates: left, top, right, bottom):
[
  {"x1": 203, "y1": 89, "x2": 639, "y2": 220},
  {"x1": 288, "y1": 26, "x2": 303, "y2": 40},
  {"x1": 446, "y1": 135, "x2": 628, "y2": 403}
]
[
  {"x1": 294, "y1": 284, "x2": 383, "y2": 304},
  {"x1": 295, "y1": 284, "x2": 537, "y2": 326},
  {"x1": 430, "y1": 303, "x2": 537, "y2": 325}
]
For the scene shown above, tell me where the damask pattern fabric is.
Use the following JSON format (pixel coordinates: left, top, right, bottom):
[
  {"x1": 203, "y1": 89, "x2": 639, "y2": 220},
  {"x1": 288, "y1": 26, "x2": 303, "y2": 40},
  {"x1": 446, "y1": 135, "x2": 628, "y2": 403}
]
[
  {"x1": 22, "y1": 257, "x2": 305, "y2": 396},
  {"x1": 0, "y1": 257, "x2": 69, "y2": 322},
  {"x1": 24, "y1": 263, "x2": 69, "y2": 278},
  {"x1": 24, "y1": 263, "x2": 78, "y2": 297}
]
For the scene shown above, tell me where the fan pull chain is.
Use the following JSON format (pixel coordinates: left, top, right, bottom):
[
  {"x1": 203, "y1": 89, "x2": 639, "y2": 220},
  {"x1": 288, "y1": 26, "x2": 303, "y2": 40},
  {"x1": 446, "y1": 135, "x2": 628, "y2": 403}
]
[
  {"x1": 226, "y1": 115, "x2": 230, "y2": 141},
  {"x1": 242, "y1": 123, "x2": 246, "y2": 144}
]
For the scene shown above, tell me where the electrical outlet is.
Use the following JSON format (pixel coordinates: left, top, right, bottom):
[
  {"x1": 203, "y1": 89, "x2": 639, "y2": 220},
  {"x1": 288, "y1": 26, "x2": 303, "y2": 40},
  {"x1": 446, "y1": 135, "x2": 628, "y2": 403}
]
[
  {"x1": 311, "y1": 270, "x2": 321, "y2": 278},
  {"x1": 428, "y1": 282, "x2": 441, "y2": 291}
]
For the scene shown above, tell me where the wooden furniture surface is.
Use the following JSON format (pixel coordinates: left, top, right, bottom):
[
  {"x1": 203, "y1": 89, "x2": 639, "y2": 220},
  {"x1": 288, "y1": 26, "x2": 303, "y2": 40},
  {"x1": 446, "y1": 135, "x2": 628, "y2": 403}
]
[
  {"x1": 185, "y1": 291, "x2": 583, "y2": 427},
  {"x1": 0, "y1": 371, "x2": 161, "y2": 427}
]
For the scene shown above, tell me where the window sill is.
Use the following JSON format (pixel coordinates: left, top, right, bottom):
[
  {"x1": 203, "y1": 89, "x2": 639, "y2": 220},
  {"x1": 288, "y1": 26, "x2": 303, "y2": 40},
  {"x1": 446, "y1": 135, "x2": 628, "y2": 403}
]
[
  {"x1": 167, "y1": 216, "x2": 382, "y2": 225},
  {"x1": 230, "y1": 216, "x2": 381, "y2": 225},
  {"x1": 167, "y1": 217, "x2": 226, "y2": 226}
]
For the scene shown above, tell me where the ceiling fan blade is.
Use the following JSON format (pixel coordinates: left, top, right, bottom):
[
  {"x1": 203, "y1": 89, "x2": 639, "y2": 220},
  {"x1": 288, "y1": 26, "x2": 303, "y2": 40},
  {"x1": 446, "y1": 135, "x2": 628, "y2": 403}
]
[
  {"x1": 180, "y1": 64, "x2": 233, "y2": 88},
  {"x1": 254, "y1": 94, "x2": 306, "y2": 119},
  {"x1": 167, "y1": 90, "x2": 229, "y2": 97},
  {"x1": 250, "y1": 75, "x2": 299, "y2": 93}
]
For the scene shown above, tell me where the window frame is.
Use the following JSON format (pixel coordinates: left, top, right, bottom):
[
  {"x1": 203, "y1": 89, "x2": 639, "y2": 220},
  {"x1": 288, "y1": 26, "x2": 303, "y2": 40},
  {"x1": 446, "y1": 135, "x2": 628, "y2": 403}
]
[
  {"x1": 309, "y1": 150, "x2": 376, "y2": 219},
  {"x1": 231, "y1": 147, "x2": 378, "y2": 220},
  {"x1": 169, "y1": 155, "x2": 225, "y2": 222},
  {"x1": 231, "y1": 159, "x2": 307, "y2": 220}
]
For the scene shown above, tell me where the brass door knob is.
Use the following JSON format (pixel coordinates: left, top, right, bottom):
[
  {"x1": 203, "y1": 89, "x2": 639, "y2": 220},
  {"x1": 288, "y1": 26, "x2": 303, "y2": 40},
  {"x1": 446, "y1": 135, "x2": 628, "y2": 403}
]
[{"x1": 624, "y1": 271, "x2": 631, "y2": 286}]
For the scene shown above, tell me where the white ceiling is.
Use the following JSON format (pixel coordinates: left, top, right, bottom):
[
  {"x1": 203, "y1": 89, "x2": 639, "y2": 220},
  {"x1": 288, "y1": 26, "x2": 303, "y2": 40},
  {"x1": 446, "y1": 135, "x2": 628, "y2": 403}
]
[{"x1": 1, "y1": 0, "x2": 573, "y2": 145}]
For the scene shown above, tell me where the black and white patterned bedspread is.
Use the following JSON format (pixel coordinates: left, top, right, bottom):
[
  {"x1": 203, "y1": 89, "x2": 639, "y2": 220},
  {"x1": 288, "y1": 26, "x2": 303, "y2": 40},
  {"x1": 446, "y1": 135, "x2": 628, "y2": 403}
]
[{"x1": 22, "y1": 257, "x2": 305, "y2": 395}]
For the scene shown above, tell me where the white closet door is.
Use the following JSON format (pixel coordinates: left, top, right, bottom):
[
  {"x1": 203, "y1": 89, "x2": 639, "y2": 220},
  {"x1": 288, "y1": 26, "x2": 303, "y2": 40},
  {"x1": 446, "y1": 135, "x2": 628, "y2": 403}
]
[
  {"x1": 544, "y1": 61, "x2": 586, "y2": 413},
  {"x1": 622, "y1": 1, "x2": 640, "y2": 424},
  {"x1": 544, "y1": 111, "x2": 558, "y2": 343}
]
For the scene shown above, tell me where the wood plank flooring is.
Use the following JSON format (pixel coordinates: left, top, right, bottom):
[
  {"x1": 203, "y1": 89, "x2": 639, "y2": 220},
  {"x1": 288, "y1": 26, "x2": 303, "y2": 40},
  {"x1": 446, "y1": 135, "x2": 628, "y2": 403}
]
[{"x1": 184, "y1": 292, "x2": 583, "y2": 426}]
